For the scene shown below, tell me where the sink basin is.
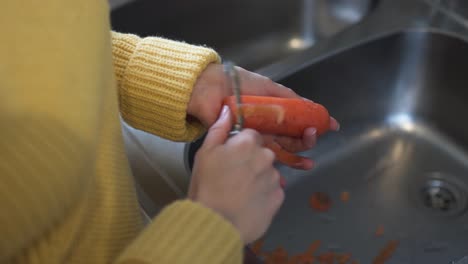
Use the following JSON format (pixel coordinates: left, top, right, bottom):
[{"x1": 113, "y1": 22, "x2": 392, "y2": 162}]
[
  {"x1": 187, "y1": 30, "x2": 468, "y2": 263},
  {"x1": 110, "y1": 0, "x2": 377, "y2": 70}
]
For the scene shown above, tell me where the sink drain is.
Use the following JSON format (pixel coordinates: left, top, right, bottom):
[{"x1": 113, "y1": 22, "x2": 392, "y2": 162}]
[{"x1": 420, "y1": 178, "x2": 468, "y2": 215}]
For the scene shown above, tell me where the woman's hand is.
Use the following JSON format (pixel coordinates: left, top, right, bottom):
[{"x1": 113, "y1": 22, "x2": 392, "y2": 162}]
[
  {"x1": 188, "y1": 63, "x2": 339, "y2": 170},
  {"x1": 189, "y1": 106, "x2": 284, "y2": 244}
]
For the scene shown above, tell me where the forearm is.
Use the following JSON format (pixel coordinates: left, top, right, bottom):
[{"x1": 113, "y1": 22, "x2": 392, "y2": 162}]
[
  {"x1": 115, "y1": 200, "x2": 243, "y2": 264},
  {"x1": 111, "y1": 31, "x2": 221, "y2": 141}
]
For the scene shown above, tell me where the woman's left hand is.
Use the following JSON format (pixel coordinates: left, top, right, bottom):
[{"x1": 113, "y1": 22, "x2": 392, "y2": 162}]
[{"x1": 187, "y1": 63, "x2": 339, "y2": 170}]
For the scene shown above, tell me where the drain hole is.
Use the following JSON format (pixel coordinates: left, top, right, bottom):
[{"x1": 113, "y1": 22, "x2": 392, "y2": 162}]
[
  {"x1": 422, "y1": 186, "x2": 456, "y2": 211},
  {"x1": 419, "y1": 178, "x2": 467, "y2": 215}
]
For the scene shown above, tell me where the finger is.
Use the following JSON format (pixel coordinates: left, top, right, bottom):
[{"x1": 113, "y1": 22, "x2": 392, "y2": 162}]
[
  {"x1": 269, "y1": 127, "x2": 316, "y2": 153},
  {"x1": 202, "y1": 105, "x2": 232, "y2": 148},
  {"x1": 258, "y1": 168, "x2": 284, "y2": 212},
  {"x1": 261, "y1": 82, "x2": 300, "y2": 99},
  {"x1": 271, "y1": 136, "x2": 309, "y2": 153},
  {"x1": 330, "y1": 117, "x2": 340, "y2": 131},
  {"x1": 226, "y1": 128, "x2": 264, "y2": 149},
  {"x1": 294, "y1": 158, "x2": 314, "y2": 170},
  {"x1": 303, "y1": 127, "x2": 318, "y2": 148},
  {"x1": 268, "y1": 169, "x2": 286, "y2": 190},
  {"x1": 250, "y1": 147, "x2": 275, "y2": 177},
  {"x1": 237, "y1": 67, "x2": 299, "y2": 99},
  {"x1": 268, "y1": 186, "x2": 285, "y2": 217},
  {"x1": 266, "y1": 141, "x2": 314, "y2": 170}
]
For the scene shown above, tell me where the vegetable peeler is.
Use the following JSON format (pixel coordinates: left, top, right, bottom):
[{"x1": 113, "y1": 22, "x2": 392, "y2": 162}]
[
  {"x1": 224, "y1": 62, "x2": 264, "y2": 263},
  {"x1": 223, "y1": 61, "x2": 244, "y2": 136}
]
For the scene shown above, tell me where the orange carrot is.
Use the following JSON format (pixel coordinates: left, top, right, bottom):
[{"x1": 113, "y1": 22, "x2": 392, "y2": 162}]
[
  {"x1": 223, "y1": 95, "x2": 331, "y2": 168},
  {"x1": 372, "y1": 240, "x2": 399, "y2": 264},
  {"x1": 250, "y1": 238, "x2": 265, "y2": 255},
  {"x1": 375, "y1": 225, "x2": 385, "y2": 237},
  {"x1": 309, "y1": 192, "x2": 332, "y2": 212},
  {"x1": 265, "y1": 141, "x2": 303, "y2": 168},
  {"x1": 340, "y1": 191, "x2": 350, "y2": 203},
  {"x1": 337, "y1": 253, "x2": 352, "y2": 264},
  {"x1": 306, "y1": 240, "x2": 321, "y2": 255},
  {"x1": 223, "y1": 96, "x2": 331, "y2": 137},
  {"x1": 317, "y1": 251, "x2": 335, "y2": 264}
]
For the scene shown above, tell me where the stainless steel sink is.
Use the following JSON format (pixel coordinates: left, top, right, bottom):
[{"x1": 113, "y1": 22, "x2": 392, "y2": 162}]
[
  {"x1": 187, "y1": 30, "x2": 468, "y2": 263},
  {"x1": 113, "y1": 0, "x2": 468, "y2": 262},
  {"x1": 264, "y1": 30, "x2": 468, "y2": 263},
  {"x1": 110, "y1": 0, "x2": 377, "y2": 70}
]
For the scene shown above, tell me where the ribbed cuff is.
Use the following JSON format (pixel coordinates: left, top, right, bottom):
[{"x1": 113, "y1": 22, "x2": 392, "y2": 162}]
[
  {"x1": 112, "y1": 32, "x2": 141, "y2": 84},
  {"x1": 111, "y1": 32, "x2": 220, "y2": 141},
  {"x1": 116, "y1": 200, "x2": 243, "y2": 264}
]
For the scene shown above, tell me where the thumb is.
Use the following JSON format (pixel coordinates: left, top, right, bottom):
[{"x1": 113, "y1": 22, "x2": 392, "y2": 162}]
[{"x1": 203, "y1": 105, "x2": 233, "y2": 148}]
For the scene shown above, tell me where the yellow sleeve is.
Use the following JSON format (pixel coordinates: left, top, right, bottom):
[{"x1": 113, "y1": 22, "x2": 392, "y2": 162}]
[
  {"x1": 111, "y1": 32, "x2": 221, "y2": 142},
  {"x1": 116, "y1": 200, "x2": 243, "y2": 264}
]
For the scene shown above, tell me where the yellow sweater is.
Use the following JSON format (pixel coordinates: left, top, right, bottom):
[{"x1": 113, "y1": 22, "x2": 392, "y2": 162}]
[{"x1": 0, "y1": 1, "x2": 242, "y2": 263}]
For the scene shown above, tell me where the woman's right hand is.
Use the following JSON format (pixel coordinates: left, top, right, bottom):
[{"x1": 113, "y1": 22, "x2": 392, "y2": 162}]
[{"x1": 188, "y1": 105, "x2": 284, "y2": 244}]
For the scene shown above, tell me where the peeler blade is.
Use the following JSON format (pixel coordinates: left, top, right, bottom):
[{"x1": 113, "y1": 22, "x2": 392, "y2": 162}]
[{"x1": 223, "y1": 61, "x2": 243, "y2": 135}]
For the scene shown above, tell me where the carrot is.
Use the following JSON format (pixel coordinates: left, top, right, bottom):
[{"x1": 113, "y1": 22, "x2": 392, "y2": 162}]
[
  {"x1": 223, "y1": 95, "x2": 331, "y2": 137},
  {"x1": 306, "y1": 240, "x2": 321, "y2": 255},
  {"x1": 265, "y1": 141, "x2": 304, "y2": 169},
  {"x1": 309, "y1": 192, "x2": 332, "y2": 212},
  {"x1": 317, "y1": 251, "x2": 335, "y2": 264},
  {"x1": 337, "y1": 253, "x2": 352, "y2": 264},
  {"x1": 265, "y1": 246, "x2": 289, "y2": 264},
  {"x1": 372, "y1": 240, "x2": 399, "y2": 264},
  {"x1": 250, "y1": 238, "x2": 265, "y2": 255},
  {"x1": 375, "y1": 225, "x2": 385, "y2": 237},
  {"x1": 223, "y1": 95, "x2": 331, "y2": 168},
  {"x1": 340, "y1": 191, "x2": 350, "y2": 203}
]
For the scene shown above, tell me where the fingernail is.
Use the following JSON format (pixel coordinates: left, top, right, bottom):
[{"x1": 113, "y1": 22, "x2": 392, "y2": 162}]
[
  {"x1": 221, "y1": 105, "x2": 229, "y2": 117},
  {"x1": 305, "y1": 128, "x2": 317, "y2": 148},
  {"x1": 331, "y1": 117, "x2": 340, "y2": 131}
]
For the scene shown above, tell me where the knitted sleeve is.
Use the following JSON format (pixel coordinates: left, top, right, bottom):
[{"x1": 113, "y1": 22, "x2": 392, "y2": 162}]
[
  {"x1": 111, "y1": 32, "x2": 221, "y2": 142},
  {"x1": 116, "y1": 200, "x2": 243, "y2": 264}
]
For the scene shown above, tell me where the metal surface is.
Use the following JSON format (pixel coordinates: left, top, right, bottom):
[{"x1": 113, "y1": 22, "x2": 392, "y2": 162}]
[
  {"x1": 420, "y1": 177, "x2": 468, "y2": 215},
  {"x1": 114, "y1": 0, "x2": 468, "y2": 262},
  {"x1": 452, "y1": 256, "x2": 468, "y2": 264},
  {"x1": 256, "y1": 0, "x2": 468, "y2": 80},
  {"x1": 423, "y1": 181, "x2": 458, "y2": 212},
  {"x1": 110, "y1": 0, "x2": 377, "y2": 71},
  {"x1": 108, "y1": 0, "x2": 135, "y2": 10},
  {"x1": 186, "y1": 26, "x2": 468, "y2": 264},
  {"x1": 260, "y1": 31, "x2": 468, "y2": 263},
  {"x1": 223, "y1": 61, "x2": 244, "y2": 135}
]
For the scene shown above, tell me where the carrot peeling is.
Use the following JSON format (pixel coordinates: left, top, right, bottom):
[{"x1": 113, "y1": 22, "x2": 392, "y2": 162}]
[
  {"x1": 309, "y1": 192, "x2": 332, "y2": 212},
  {"x1": 372, "y1": 240, "x2": 399, "y2": 264},
  {"x1": 375, "y1": 225, "x2": 385, "y2": 237},
  {"x1": 265, "y1": 141, "x2": 305, "y2": 169},
  {"x1": 306, "y1": 240, "x2": 321, "y2": 255},
  {"x1": 340, "y1": 191, "x2": 350, "y2": 203},
  {"x1": 250, "y1": 238, "x2": 265, "y2": 255}
]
